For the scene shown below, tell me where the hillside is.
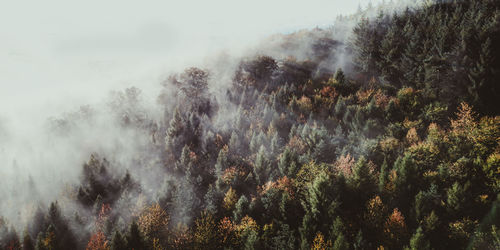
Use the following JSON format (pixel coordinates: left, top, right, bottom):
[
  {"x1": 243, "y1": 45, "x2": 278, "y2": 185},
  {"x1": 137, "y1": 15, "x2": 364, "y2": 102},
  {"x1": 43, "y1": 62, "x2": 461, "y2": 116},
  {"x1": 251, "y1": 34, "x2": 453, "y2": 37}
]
[{"x1": 0, "y1": 0, "x2": 499, "y2": 249}]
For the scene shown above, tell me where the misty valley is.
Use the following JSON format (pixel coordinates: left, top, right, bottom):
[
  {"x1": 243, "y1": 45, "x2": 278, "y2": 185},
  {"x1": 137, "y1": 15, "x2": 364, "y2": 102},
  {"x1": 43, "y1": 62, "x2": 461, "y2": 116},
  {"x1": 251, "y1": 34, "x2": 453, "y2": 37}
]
[{"x1": 1, "y1": 0, "x2": 500, "y2": 249}]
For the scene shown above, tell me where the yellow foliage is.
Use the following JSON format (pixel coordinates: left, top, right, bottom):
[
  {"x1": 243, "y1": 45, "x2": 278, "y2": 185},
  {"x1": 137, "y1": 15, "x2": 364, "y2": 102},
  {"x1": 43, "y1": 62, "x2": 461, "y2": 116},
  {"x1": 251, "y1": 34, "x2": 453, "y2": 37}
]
[
  {"x1": 426, "y1": 123, "x2": 446, "y2": 144},
  {"x1": 450, "y1": 102, "x2": 477, "y2": 137},
  {"x1": 236, "y1": 216, "x2": 259, "y2": 234},
  {"x1": 408, "y1": 141, "x2": 439, "y2": 168},
  {"x1": 138, "y1": 203, "x2": 169, "y2": 240},
  {"x1": 380, "y1": 137, "x2": 400, "y2": 153},
  {"x1": 297, "y1": 95, "x2": 313, "y2": 112},
  {"x1": 193, "y1": 212, "x2": 218, "y2": 247},
  {"x1": 311, "y1": 232, "x2": 331, "y2": 250},
  {"x1": 365, "y1": 196, "x2": 387, "y2": 229},
  {"x1": 223, "y1": 187, "x2": 238, "y2": 211},
  {"x1": 405, "y1": 127, "x2": 420, "y2": 145},
  {"x1": 448, "y1": 218, "x2": 478, "y2": 240}
]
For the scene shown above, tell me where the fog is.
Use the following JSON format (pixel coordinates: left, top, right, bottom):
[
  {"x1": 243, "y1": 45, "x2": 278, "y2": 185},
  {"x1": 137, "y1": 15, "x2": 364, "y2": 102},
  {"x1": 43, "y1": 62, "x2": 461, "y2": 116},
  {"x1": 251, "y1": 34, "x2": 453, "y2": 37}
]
[
  {"x1": 0, "y1": 0, "x2": 386, "y2": 117},
  {"x1": 0, "y1": 0, "x2": 391, "y2": 231}
]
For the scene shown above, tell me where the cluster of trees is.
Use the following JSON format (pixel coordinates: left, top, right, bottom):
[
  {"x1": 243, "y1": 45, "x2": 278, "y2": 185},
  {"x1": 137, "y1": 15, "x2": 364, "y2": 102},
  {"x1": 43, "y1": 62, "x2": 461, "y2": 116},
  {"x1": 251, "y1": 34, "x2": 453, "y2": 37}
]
[{"x1": 0, "y1": 0, "x2": 499, "y2": 249}]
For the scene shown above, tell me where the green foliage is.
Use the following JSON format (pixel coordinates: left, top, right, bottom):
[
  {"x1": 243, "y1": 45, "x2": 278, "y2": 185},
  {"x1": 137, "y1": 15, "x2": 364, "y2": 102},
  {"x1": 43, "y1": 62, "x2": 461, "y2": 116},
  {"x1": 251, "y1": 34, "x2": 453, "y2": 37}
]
[
  {"x1": 2, "y1": 1, "x2": 500, "y2": 249},
  {"x1": 409, "y1": 227, "x2": 430, "y2": 250}
]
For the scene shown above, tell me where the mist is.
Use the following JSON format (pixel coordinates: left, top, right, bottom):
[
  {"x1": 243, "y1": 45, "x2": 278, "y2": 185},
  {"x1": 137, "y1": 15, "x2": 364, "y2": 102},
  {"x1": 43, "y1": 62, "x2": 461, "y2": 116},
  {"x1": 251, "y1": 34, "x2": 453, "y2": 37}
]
[{"x1": 0, "y1": 0, "x2": 459, "y2": 248}]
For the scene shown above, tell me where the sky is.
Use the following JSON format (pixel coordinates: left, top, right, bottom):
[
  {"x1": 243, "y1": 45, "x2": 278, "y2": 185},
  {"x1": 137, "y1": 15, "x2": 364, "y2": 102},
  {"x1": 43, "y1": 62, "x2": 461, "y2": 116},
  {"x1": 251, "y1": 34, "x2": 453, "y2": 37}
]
[{"x1": 0, "y1": 0, "x2": 380, "y2": 128}]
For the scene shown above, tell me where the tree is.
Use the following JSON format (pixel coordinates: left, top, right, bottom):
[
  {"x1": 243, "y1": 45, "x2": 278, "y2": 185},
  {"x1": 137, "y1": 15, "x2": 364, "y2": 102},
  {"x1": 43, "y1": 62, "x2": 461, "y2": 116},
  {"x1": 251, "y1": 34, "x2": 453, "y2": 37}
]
[
  {"x1": 383, "y1": 208, "x2": 408, "y2": 249},
  {"x1": 233, "y1": 195, "x2": 249, "y2": 223},
  {"x1": 333, "y1": 233, "x2": 349, "y2": 250},
  {"x1": 300, "y1": 173, "x2": 342, "y2": 248},
  {"x1": 254, "y1": 146, "x2": 270, "y2": 185},
  {"x1": 378, "y1": 17, "x2": 404, "y2": 87},
  {"x1": 176, "y1": 67, "x2": 209, "y2": 99},
  {"x1": 125, "y1": 221, "x2": 145, "y2": 250},
  {"x1": 446, "y1": 181, "x2": 470, "y2": 216},
  {"x1": 311, "y1": 232, "x2": 330, "y2": 250},
  {"x1": 86, "y1": 231, "x2": 109, "y2": 250},
  {"x1": 223, "y1": 187, "x2": 238, "y2": 212},
  {"x1": 409, "y1": 227, "x2": 430, "y2": 250},
  {"x1": 193, "y1": 212, "x2": 218, "y2": 249},
  {"x1": 215, "y1": 147, "x2": 229, "y2": 179},
  {"x1": 138, "y1": 203, "x2": 169, "y2": 245},
  {"x1": 278, "y1": 147, "x2": 299, "y2": 178},
  {"x1": 348, "y1": 157, "x2": 377, "y2": 209},
  {"x1": 22, "y1": 229, "x2": 34, "y2": 250},
  {"x1": 110, "y1": 231, "x2": 126, "y2": 250}
]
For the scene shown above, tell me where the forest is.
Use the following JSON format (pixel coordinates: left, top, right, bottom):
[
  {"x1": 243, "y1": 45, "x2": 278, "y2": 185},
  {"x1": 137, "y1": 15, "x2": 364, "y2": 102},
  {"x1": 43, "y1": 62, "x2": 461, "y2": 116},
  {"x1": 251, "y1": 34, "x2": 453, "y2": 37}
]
[{"x1": 0, "y1": 0, "x2": 499, "y2": 249}]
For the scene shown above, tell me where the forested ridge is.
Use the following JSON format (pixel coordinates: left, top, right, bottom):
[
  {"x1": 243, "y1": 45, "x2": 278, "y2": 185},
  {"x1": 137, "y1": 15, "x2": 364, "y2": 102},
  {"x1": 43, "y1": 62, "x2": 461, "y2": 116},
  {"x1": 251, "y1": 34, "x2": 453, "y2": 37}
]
[{"x1": 1, "y1": 0, "x2": 499, "y2": 249}]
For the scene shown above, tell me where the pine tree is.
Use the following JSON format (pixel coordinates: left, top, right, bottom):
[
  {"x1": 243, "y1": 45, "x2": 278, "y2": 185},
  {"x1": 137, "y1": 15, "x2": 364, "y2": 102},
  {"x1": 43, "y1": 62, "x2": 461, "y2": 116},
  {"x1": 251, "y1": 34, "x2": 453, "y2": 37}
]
[
  {"x1": 215, "y1": 147, "x2": 229, "y2": 179},
  {"x1": 165, "y1": 108, "x2": 187, "y2": 159},
  {"x1": 233, "y1": 195, "x2": 249, "y2": 223},
  {"x1": 278, "y1": 147, "x2": 299, "y2": 178},
  {"x1": 333, "y1": 233, "x2": 349, "y2": 250},
  {"x1": 110, "y1": 231, "x2": 126, "y2": 250},
  {"x1": 378, "y1": 16, "x2": 404, "y2": 87},
  {"x1": 254, "y1": 146, "x2": 270, "y2": 185},
  {"x1": 125, "y1": 221, "x2": 145, "y2": 250},
  {"x1": 300, "y1": 173, "x2": 341, "y2": 248},
  {"x1": 22, "y1": 229, "x2": 34, "y2": 250},
  {"x1": 409, "y1": 227, "x2": 430, "y2": 250}
]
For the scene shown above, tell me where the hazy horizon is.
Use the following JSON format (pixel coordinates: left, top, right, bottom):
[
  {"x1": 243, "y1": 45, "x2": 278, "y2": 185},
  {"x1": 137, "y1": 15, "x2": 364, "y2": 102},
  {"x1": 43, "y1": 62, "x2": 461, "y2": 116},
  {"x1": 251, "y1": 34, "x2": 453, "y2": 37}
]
[{"x1": 0, "y1": 0, "x2": 380, "y2": 123}]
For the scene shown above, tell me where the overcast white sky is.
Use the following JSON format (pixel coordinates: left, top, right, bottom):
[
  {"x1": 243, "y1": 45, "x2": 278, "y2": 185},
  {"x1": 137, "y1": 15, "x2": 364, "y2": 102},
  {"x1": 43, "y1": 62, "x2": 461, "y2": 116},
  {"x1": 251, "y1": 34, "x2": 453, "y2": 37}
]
[{"x1": 0, "y1": 0, "x2": 380, "y2": 126}]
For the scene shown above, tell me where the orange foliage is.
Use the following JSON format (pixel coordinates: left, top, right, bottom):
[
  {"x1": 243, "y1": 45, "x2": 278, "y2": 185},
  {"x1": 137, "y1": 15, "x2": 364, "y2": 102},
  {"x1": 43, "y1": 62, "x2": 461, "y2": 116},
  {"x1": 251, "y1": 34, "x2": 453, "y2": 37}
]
[
  {"x1": 218, "y1": 217, "x2": 236, "y2": 246},
  {"x1": 86, "y1": 204, "x2": 111, "y2": 250},
  {"x1": 384, "y1": 208, "x2": 407, "y2": 245},
  {"x1": 221, "y1": 167, "x2": 246, "y2": 185},
  {"x1": 259, "y1": 176, "x2": 295, "y2": 198},
  {"x1": 356, "y1": 88, "x2": 375, "y2": 104},
  {"x1": 172, "y1": 224, "x2": 193, "y2": 249},
  {"x1": 96, "y1": 204, "x2": 111, "y2": 232},
  {"x1": 86, "y1": 231, "x2": 109, "y2": 250},
  {"x1": 320, "y1": 86, "x2": 338, "y2": 99},
  {"x1": 312, "y1": 232, "x2": 331, "y2": 250}
]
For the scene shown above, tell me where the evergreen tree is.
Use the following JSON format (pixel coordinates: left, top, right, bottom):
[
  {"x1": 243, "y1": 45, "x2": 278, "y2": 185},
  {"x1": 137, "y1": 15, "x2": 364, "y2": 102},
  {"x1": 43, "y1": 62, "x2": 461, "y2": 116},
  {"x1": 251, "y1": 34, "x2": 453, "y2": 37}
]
[
  {"x1": 254, "y1": 146, "x2": 270, "y2": 185},
  {"x1": 409, "y1": 227, "x2": 430, "y2": 250},
  {"x1": 278, "y1": 147, "x2": 299, "y2": 178},
  {"x1": 22, "y1": 229, "x2": 34, "y2": 250},
  {"x1": 233, "y1": 195, "x2": 250, "y2": 223},
  {"x1": 125, "y1": 221, "x2": 145, "y2": 250},
  {"x1": 110, "y1": 231, "x2": 126, "y2": 250}
]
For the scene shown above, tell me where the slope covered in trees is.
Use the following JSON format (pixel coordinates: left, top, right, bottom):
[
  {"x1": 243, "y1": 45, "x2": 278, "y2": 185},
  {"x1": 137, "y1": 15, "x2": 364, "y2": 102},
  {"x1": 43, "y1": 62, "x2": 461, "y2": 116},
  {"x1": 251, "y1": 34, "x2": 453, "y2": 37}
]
[{"x1": 1, "y1": 0, "x2": 499, "y2": 249}]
